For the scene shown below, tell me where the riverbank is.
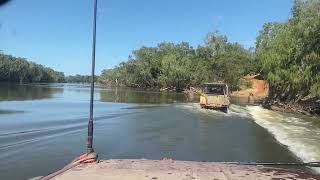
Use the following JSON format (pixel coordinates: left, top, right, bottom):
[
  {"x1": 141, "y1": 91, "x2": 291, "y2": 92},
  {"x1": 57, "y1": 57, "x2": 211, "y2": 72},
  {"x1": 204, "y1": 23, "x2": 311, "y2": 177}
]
[
  {"x1": 100, "y1": 81, "x2": 320, "y2": 117},
  {"x1": 262, "y1": 97, "x2": 320, "y2": 116}
]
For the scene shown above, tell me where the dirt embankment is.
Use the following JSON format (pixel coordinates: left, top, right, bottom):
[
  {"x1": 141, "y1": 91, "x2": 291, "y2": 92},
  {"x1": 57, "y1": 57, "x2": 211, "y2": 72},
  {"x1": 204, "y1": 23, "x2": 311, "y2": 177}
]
[
  {"x1": 181, "y1": 74, "x2": 319, "y2": 116},
  {"x1": 229, "y1": 75, "x2": 319, "y2": 115},
  {"x1": 231, "y1": 74, "x2": 269, "y2": 103}
]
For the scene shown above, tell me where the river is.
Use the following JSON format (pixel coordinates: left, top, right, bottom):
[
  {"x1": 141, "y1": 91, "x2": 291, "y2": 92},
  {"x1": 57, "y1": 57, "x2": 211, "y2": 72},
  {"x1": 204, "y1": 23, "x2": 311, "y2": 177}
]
[{"x1": 0, "y1": 83, "x2": 319, "y2": 179}]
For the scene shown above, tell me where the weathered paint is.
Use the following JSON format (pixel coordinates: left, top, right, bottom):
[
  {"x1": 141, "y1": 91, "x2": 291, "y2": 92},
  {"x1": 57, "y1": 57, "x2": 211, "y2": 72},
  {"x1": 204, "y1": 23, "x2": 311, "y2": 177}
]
[{"x1": 200, "y1": 94, "x2": 230, "y2": 109}]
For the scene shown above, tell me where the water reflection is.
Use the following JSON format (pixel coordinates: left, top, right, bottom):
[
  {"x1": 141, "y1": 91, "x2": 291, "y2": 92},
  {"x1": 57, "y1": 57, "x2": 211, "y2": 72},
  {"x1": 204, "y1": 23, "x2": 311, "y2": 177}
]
[
  {"x1": 0, "y1": 83, "x2": 63, "y2": 101},
  {"x1": 99, "y1": 87, "x2": 198, "y2": 104}
]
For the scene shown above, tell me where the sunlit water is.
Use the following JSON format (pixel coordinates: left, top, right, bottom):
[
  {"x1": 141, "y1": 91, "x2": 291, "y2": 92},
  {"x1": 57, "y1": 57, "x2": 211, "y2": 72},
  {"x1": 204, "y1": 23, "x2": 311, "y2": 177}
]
[{"x1": 0, "y1": 83, "x2": 319, "y2": 179}]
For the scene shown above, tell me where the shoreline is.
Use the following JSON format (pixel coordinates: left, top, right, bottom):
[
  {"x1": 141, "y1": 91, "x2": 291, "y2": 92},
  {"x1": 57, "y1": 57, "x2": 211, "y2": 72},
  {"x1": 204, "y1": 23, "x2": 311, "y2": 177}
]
[
  {"x1": 262, "y1": 98, "x2": 320, "y2": 117},
  {"x1": 52, "y1": 82, "x2": 320, "y2": 117}
]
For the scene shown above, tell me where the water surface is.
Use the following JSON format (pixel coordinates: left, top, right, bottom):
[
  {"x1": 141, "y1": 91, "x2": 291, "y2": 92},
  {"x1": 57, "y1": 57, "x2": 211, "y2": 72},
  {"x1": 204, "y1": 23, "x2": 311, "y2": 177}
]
[{"x1": 0, "y1": 83, "x2": 319, "y2": 179}]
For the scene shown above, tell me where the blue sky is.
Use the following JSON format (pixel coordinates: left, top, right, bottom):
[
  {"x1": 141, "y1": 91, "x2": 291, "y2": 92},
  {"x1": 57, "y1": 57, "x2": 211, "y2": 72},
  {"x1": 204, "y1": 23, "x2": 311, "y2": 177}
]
[{"x1": 0, "y1": 0, "x2": 293, "y2": 75}]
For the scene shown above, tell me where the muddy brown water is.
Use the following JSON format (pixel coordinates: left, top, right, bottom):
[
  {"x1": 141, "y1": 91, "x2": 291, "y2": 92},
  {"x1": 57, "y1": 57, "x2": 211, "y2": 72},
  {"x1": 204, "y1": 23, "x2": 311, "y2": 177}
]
[{"x1": 0, "y1": 83, "x2": 319, "y2": 180}]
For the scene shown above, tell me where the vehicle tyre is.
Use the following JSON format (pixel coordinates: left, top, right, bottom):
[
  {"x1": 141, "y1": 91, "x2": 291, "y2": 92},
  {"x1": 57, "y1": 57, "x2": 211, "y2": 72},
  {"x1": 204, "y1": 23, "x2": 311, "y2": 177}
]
[{"x1": 222, "y1": 107, "x2": 228, "y2": 113}]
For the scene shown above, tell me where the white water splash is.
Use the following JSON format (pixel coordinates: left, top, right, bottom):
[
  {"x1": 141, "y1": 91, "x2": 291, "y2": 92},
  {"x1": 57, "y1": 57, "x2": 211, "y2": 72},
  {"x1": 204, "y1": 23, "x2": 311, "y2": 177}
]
[
  {"x1": 176, "y1": 103, "x2": 250, "y2": 118},
  {"x1": 248, "y1": 106, "x2": 320, "y2": 173},
  {"x1": 179, "y1": 103, "x2": 320, "y2": 173}
]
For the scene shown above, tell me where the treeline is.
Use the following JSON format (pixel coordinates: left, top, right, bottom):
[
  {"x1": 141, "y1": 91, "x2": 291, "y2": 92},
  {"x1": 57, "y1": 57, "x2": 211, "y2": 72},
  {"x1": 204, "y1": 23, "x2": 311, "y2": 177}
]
[
  {"x1": 65, "y1": 75, "x2": 98, "y2": 83},
  {"x1": 100, "y1": 0, "x2": 320, "y2": 105},
  {"x1": 0, "y1": 53, "x2": 98, "y2": 84},
  {"x1": 99, "y1": 36, "x2": 255, "y2": 91},
  {"x1": 0, "y1": 53, "x2": 65, "y2": 83},
  {"x1": 256, "y1": 0, "x2": 320, "y2": 103}
]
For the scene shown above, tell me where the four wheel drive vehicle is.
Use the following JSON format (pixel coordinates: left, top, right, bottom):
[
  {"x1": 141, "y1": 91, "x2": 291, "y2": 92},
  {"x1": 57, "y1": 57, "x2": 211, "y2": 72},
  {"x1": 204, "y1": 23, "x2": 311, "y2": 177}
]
[{"x1": 200, "y1": 83, "x2": 230, "y2": 112}]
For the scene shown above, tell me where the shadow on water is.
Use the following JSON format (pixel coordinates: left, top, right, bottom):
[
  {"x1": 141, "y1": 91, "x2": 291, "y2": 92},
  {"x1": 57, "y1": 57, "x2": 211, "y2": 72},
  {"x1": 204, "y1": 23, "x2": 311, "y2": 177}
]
[{"x1": 0, "y1": 83, "x2": 63, "y2": 101}]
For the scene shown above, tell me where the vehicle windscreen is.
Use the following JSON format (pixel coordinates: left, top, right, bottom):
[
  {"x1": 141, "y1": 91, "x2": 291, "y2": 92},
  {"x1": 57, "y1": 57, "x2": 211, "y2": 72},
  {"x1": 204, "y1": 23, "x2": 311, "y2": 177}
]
[{"x1": 203, "y1": 85, "x2": 225, "y2": 95}]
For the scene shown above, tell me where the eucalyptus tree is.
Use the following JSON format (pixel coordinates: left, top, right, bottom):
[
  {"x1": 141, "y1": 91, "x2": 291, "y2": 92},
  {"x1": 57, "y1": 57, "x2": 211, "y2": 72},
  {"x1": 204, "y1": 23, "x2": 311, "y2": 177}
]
[
  {"x1": 0, "y1": 53, "x2": 65, "y2": 83},
  {"x1": 256, "y1": 0, "x2": 320, "y2": 102}
]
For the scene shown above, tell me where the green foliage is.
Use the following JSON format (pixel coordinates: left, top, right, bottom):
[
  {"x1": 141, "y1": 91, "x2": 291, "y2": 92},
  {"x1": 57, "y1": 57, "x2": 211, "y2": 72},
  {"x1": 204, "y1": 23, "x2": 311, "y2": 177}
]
[
  {"x1": 100, "y1": 35, "x2": 255, "y2": 91},
  {"x1": 240, "y1": 80, "x2": 253, "y2": 89},
  {"x1": 65, "y1": 75, "x2": 98, "y2": 83},
  {"x1": 0, "y1": 53, "x2": 65, "y2": 83},
  {"x1": 256, "y1": 0, "x2": 320, "y2": 101}
]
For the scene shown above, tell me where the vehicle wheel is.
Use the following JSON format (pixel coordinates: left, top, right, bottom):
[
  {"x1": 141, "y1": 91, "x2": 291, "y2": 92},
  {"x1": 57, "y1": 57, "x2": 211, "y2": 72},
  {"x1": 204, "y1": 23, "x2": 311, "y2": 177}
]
[{"x1": 222, "y1": 107, "x2": 228, "y2": 113}]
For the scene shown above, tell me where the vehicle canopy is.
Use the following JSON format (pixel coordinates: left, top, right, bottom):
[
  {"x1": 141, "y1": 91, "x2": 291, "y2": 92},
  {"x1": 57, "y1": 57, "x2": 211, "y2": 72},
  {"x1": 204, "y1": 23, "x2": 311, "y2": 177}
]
[{"x1": 202, "y1": 83, "x2": 228, "y2": 95}]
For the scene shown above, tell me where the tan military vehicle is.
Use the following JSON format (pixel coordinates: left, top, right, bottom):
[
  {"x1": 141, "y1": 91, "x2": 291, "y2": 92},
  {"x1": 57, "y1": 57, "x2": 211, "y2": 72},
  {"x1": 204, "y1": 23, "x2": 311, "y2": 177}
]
[{"x1": 200, "y1": 83, "x2": 230, "y2": 112}]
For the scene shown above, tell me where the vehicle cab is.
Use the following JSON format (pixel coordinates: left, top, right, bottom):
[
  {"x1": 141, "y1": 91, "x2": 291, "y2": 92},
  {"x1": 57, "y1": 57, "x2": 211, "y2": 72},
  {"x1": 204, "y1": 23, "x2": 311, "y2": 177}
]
[{"x1": 200, "y1": 83, "x2": 230, "y2": 112}]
